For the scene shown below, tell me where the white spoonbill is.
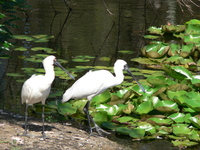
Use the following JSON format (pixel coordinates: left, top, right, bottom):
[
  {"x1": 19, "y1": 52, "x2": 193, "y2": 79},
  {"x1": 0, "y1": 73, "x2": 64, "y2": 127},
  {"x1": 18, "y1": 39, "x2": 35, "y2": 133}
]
[
  {"x1": 21, "y1": 55, "x2": 75, "y2": 138},
  {"x1": 62, "y1": 59, "x2": 145, "y2": 136}
]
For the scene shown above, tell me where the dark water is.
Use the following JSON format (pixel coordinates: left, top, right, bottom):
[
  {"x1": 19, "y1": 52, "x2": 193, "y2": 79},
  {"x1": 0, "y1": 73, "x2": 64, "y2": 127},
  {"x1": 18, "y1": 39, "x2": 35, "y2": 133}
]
[{"x1": 0, "y1": 0, "x2": 200, "y2": 149}]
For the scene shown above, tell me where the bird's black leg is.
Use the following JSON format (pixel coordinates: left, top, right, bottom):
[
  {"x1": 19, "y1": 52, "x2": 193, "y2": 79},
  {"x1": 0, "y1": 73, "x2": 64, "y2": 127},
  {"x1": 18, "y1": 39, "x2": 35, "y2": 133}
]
[
  {"x1": 83, "y1": 101, "x2": 110, "y2": 136},
  {"x1": 83, "y1": 101, "x2": 93, "y2": 134},
  {"x1": 23, "y1": 104, "x2": 29, "y2": 136},
  {"x1": 41, "y1": 105, "x2": 46, "y2": 139}
]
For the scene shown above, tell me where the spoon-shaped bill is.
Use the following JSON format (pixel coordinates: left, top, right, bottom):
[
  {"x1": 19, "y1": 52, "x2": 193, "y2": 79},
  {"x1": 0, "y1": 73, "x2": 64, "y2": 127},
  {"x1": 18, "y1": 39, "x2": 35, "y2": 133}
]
[
  {"x1": 124, "y1": 65, "x2": 145, "y2": 93},
  {"x1": 54, "y1": 60, "x2": 75, "y2": 80}
]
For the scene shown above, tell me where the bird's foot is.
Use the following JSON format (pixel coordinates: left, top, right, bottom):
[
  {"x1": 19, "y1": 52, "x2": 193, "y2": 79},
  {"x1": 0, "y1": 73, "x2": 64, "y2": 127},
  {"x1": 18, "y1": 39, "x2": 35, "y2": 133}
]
[
  {"x1": 39, "y1": 132, "x2": 49, "y2": 140},
  {"x1": 21, "y1": 131, "x2": 31, "y2": 137},
  {"x1": 90, "y1": 123, "x2": 110, "y2": 136}
]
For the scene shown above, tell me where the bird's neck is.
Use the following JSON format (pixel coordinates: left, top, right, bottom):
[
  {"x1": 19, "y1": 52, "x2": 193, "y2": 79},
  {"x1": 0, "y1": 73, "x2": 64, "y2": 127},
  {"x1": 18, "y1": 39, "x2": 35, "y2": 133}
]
[
  {"x1": 113, "y1": 68, "x2": 124, "y2": 85},
  {"x1": 44, "y1": 65, "x2": 55, "y2": 84}
]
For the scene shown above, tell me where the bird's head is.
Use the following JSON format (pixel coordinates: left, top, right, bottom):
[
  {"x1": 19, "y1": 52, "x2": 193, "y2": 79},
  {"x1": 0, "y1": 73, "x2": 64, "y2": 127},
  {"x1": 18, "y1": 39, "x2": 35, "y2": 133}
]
[
  {"x1": 114, "y1": 59, "x2": 128, "y2": 71},
  {"x1": 114, "y1": 59, "x2": 145, "y2": 92},
  {"x1": 43, "y1": 55, "x2": 75, "y2": 80}
]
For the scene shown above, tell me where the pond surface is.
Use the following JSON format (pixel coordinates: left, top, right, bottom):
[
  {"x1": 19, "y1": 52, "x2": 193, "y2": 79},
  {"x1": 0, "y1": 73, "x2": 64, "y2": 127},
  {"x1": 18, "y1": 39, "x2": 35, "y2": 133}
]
[{"x1": 0, "y1": 0, "x2": 200, "y2": 149}]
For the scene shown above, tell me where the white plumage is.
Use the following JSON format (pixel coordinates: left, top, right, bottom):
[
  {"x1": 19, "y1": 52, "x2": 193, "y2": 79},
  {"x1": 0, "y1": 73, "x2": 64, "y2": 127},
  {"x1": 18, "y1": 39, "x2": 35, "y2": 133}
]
[
  {"x1": 62, "y1": 59, "x2": 145, "y2": 135},
  {"x1": 21, "y1": 55, "x2": 74, "y2": 138}
]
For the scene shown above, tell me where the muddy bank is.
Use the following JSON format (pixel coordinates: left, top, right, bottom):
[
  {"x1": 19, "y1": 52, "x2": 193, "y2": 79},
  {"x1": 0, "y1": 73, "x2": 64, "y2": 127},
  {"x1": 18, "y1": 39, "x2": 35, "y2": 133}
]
[{"x1": 0, "y1": 109, "x2": 133, "y2": 150}]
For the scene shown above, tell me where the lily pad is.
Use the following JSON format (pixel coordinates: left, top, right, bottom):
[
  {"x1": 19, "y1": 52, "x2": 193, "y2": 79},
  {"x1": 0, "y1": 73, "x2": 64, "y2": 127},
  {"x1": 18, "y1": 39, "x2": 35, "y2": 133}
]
[
  {"x1": 147, "y1": 117, "x2": 173, "y2": 126},
  {"x1": 154, "y1": 100, "x2": 179, "y2": 113},
  {"x1": 184, "y1": 99, "x2": 200, "y2": 112},
  {"x1": 95, "y1": 104, "x2": 119, "y2": 116},
  {"x1": 189, "y1": 117, "x2": 200, "y2": 129},
  {"x1": 141, "y1": 42, "x2": 170, "y2": 58},
  {"x1": 135, "y1": 101, "x2": 153, "y2": 115},
  {"x1": 118, "y1": 50, "x2": 133, "y2": 54},
  {"x1": 137, "y1": 122, "x2": 156, "y2": 135},
  {"x1": 93, "y1": 111, "x2": 109, "y2": 124},
  {"x1": 172, "y1": 140, "x2": 199, "y2": 147},
  {"x1": 161, "y1": 25, "x2": 185, "y2": 33},
  {"x1": 183, "y1": 34, "x2": 200, "y2": 44},
  {"x1": 99, "y1": 57, "x2": 110, "y2": 61},
  {"x1": 168, "y1": 113, "x2": 185, "y2": 123},
  {"x1": 116, "y1": 116, "x2": 134, "y2": 123},
  {"x1": 101, "y1": 122, "x2": 123, "y2": 130},
  {"x1": 143, "y1": 35, "x2": 160, "y2": 39},
  {"x1": 91, "y1": 90, "x2": 111, "y2": 105},
  {"x1": 147, "y1": 26, "x2": 163, "y2": 35},
  {"x1": 116, "y1": 127, "x2": 131, "y2": 135},
  {"x1": 172, "y1": 124, "x2": 191, "y2": 137},
  {"x1": 14, "y1": 47, "x2": 27, "y2": 51},
  {"x1": 6, "y1": 73, "x2": 24, "y2": 77},
  {"x1": 57, "y1": 103, "x2": 77, "y2": 115},
  {"x1": 13, "y1": 35, "x2": 35, "y2": 41},
  {"x1": 129, "y1": 128, "x2": 145, "y2": 138},
  {"x1": 162, "y1": 65, "x2": 193, "y2": 80}
]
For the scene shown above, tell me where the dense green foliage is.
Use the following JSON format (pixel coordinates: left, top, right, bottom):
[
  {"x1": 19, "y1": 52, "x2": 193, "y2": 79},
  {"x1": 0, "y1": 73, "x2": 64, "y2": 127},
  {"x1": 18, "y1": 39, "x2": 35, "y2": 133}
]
[
  {"x1": 0, "y1": 0, "x2": 27, "y2": 53},
  {"x1": 6, "y1": 7, "x2": 200, "y2": 147},
  {"x1": 46, "y1": 19, "x2": 200, "y2": 148}
]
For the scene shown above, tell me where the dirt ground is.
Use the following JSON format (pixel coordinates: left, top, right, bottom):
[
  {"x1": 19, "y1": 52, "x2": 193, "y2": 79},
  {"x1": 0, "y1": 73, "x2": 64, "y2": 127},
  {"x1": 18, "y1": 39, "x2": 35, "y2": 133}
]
[{"x1": 0, "y1": 109, "x2": 133, "y2": 150}]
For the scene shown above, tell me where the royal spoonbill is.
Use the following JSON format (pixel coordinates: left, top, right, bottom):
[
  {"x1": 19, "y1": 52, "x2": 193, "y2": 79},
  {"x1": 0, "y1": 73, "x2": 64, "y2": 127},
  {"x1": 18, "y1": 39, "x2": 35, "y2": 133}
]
[
  {"x1": 21, "y1": 55, "x2": 74, "y2": 138},
  {"x1": 62, "y1": 59, "x2": 145, "y2": 136}
]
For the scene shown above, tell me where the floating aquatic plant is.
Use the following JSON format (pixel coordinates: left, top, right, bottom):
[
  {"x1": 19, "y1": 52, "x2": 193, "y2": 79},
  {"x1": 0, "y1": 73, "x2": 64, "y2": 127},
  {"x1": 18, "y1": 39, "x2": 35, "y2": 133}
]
[{"x1": 48, "y1": 19, "x2": 200, "y2": 149}]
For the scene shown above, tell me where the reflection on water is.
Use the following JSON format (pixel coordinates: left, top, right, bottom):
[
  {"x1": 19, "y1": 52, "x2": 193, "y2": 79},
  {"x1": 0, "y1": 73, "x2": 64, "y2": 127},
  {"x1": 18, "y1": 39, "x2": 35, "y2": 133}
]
[
  {"x1": 0, "y1": 0, "x2": 199, "y2": 125},
  {"x1": 0, "y1": 0, "x2": 199, "y2": 148}
]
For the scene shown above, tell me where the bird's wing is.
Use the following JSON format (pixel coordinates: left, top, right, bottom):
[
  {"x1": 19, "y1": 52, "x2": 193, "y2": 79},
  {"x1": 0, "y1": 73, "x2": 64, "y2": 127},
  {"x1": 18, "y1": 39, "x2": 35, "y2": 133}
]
[
  {"x1": 62, "y1": 70, "x2": 114, "y2": 102},
  {"x1": 21, "y1": 75, "x2": 51, "y2": 105}
]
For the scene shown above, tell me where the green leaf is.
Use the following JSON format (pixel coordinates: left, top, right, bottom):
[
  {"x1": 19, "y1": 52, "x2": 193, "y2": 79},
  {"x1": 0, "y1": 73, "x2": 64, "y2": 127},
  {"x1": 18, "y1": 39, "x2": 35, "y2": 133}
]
[
  {"x1": 117, "y1": 116, "x2": 134, "y2": 123},
  {"x1": 162, "y1": 65, "x2": 193, "y2": 80},
  {"x1": 118, "y1": 50, "x2": 133, "y2": 54},
  {"x1": 46, "y1": 100, "x2": 60, "y2": 109},
  {"x1": 91, "y1": 90, "x2": 111, "y2": 105},
  {"x1": 154, "y1": 100, "x2": 179, "y2": 113},
  {"x1": 183, "y1": 35, "x2": 200, "y2": 44},
  {"x1": 147, "y1": 75, "x2": 167, "y2": 86},
  {"x1": 6, "y1": 73, "x2": 24, "y2": 77},
  {"x1": 99, "y1": 57, "x2": 111, "y2": 61},
  {"x1": 135, "y1": 101, "x2": 153, "y2": 115},
  {"x1": 185, "y1": 19, "x2": 200, "y2": 34},
  {"x1": 13, "y1": 35, "x2": 35, "y2": 41},
  {"x1": 172, "y1": 124, "x2": 191, "y2": 137},
  {"x1": 189, "y1": 117, "x2": 200, "y2": 129},
  {"x1": 172, "y1": 140, "x2": 199, "y2": 147},
  {"x1": 168, "y1": 113, "x2": 185, "y2": 123},
  {"x1": 161, "y1": 25, "x2": 185, "y2": 33},
  {"x1": 101, "y1": 122, "x2": 122, "y2": 130},
  {"x1": 141, "y1": 42, "x2": 170, "y2": 58},
  {"x1": 57, "y1": 103, "x2": 77, "y2": 115},
  {"x1": 129, "y1": 128, "x2": 145, "y2": 138},
  {"x1": 93, "y1": 111, "x2": 109, "y2": 124},
  {"x1": 188, "y1": 129, "x2": 200, "y2": 141},
  {"x1": 95, "y1": 104, "x2": 119, "y2": 116},
  {"x1": 167, "y1": 90, "x2": 187, "y2": 100},
  {"x1": 143, "y1": 35, "x2": 160, "y2": 39},
  {"x1": 147, "y1": 117, "x2": 173, "y2": 126},
  {"x1": 147, "y1": 26, "x2": 163, "y2": 35},
  {"x1": 184, "y1": 99, "x2": 200, "y2": 112},
  {"x1": 137, "y1": 122, "x2": 156, "y2": 135},
  {"x1": 116, "y1": 127, "x2": 131, "y2": 135},
  {"x1": 14, "y1": 47, "x2": 27, "y2": 51}
]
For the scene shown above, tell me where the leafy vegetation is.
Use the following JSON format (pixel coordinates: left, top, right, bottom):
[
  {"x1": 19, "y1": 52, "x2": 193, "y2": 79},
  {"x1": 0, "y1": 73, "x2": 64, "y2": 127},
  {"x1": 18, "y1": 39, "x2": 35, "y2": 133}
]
[
  {"x1": 44, "y1": 19, "x2": 200, "y2": 148},
  {"x1": 6, "y1": 15, "x2": 200, "y2": 148},
  {"x1": 0, "y1": 0, "x2": 28, "y2": 54}
]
